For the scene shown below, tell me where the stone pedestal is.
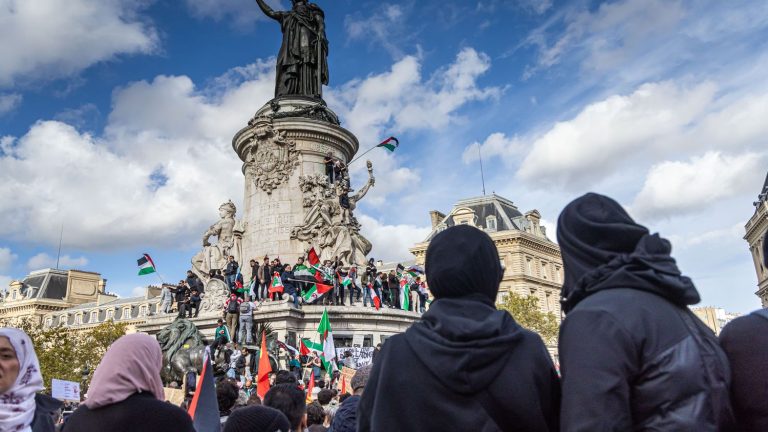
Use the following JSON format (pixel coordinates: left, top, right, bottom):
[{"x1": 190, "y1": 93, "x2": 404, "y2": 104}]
[{"x1": 232, "y1": 97, "x2": 359, "y2": 264}]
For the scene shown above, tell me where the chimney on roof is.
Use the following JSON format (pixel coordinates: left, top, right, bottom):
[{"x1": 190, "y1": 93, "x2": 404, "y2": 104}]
[{"x1": 429, "y1": 210, "x2": 446, "y2": 229}]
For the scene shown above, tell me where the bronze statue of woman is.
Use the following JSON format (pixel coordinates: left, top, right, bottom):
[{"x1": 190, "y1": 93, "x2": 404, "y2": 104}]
[{"x1": 255, "y1": 0, "x2": 329, "y2": 99}]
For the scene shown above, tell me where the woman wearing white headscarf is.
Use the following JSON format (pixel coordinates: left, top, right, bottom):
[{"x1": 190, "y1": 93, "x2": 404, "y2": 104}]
[{"x1": 0, "y1": 328, "x2": 61, "y2": 432}]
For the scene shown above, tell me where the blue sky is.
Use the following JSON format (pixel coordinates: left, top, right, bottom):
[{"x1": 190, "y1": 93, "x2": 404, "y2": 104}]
[{"x1": 1, "y1": 0, "x2": 767, "y2": 312}]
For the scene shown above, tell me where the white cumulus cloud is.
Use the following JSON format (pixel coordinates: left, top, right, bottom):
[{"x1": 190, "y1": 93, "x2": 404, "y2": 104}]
[
  {"x1": 357, "y1": 214, "x2": 431, "y2": 263},
  {"x1": 630, "y1": 152, "x2": 765, "y2": 220},
  {"x1": 516, "y1": 81, "x2": 717, "y2": 188},
  {"x1": 27, "y1": 252, "x2": 89, "y2": 270},
  {"x1": 0, "y1": 247, "x2": 17, "y2": 272},
  {"x1": 0, "y1": 0, "x2": 158, "y2": 86}
]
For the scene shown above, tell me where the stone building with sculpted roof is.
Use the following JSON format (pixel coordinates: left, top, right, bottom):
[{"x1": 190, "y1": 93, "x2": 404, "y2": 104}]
[
  {"x1": 410, "y1": 194, "x2": 563, "y2": 317},
  {"x1": 745, "y1": 171, "x2": 768, "y2": 306}
]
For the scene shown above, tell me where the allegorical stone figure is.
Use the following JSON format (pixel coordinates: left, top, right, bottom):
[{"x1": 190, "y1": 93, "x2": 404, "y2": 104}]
[{"x1": 255, "y1": 0, "x2": 329, "y2": 99}]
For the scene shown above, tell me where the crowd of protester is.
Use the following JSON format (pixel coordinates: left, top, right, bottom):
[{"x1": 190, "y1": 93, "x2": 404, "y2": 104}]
[{"x1": 2, "y1": 192, "x2": 768, "y2": 431}]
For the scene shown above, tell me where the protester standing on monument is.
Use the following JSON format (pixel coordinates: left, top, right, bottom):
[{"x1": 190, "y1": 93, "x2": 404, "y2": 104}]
[
  {"x1": 718, "y1": 231, "x2": 768, "y2": 432},
  {"x1": 238, "y1": 295, "x2": 255, "y2": 345},
  {"x1": 380, "y1": 272, "x2": 390, "y2": 306},
  {"x1": 358, "y1": 225, "x2": 560, "y2": 431},
  {"x1": 409, "y1": 276, "x2": 421, "y2": 312},
  {"x1": 557, "y1": 193, "x2": 734, "y2": 431},
  {"x1": 249, "y1": 259, "x2": 259, "y2": 284},
  {"x1": 324, "y1": 152, "x2": 335, "y2": 184},
  {"x1": 259, "y1": 257, "x2": 272, "y2": 301},
  {"x1": 225, "y1": 256, "x2": 239, "y2": 290},
  {"x1": 160, "y1": 284, "x2": 173, "y2": 314},
  {"x1": 0, "y1": 328, "x2": 61, "y2": 432},
  {"x1": 185, "y1": 270, "x2": 204, "y2": 294},
  {"x1": 224, "y1": 293, "x2": 242, "y2": 341},
  {"x1": 387, "y1": 270, "x2": 399, "y2": 309},
  {"x1": 63, "y1": 334, "x2": 194, "y2": 432}
]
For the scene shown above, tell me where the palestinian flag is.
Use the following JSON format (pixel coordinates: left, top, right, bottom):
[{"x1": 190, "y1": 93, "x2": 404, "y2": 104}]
[
  {"x1": 340, "y1": 275, "x2": 352, "y2": 287},
  {"x1": 257, "y1": 331, "x2": 272, "y2": 399},
  {"x1": 277, "y1": 341, "x2": 299, "y2": 356},
  {"x1": 318, "y1": 309, "x2": 337, "y2": 375},
  {"x1": 368, "y1": 283, "x2": 381, "y2": 310},
  {"x1": 307, "y1": 248, "x2": 320, "y2": 266},
  {"x1": 137, "y1": 254, "x2": 156, "y2": 276},
  {"x1": 268, "y1": 272, "x2": 284, "y2": 294},
  {"x1": 293, "y1": 264, "x2": 314, "y2": 278},
  {"x1": 187, "y1": 351, "x2": 219, "y2": 431},
  {"x1": 377, "y1": 136, "x2": 399, "y2": 152},
  {"x1": 301, "y1": 339, "x2": 323, "y2": 356},
  {"x1": 400, "y1": 276, "x2": 411, "y2": 311},
  {"x1": 302, "y1": 281, "x2": 333, "y2": 304}
]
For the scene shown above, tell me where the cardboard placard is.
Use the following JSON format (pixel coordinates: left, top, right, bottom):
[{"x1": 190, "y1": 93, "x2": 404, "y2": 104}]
[{"x1": 51, "y1": 379, "x2": 81, "y2": 401}]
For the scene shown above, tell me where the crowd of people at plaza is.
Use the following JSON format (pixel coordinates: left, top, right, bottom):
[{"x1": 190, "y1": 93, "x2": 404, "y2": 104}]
[
  {"x1": 160, "y1": 254, "x2": 430, "y2": 347},
  {"x1": 2, "y1": 192, "x2": 768, "y2": 431}
]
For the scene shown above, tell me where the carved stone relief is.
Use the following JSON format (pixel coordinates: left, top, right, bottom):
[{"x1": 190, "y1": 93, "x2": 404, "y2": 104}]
[{"x1": 244, "y1": 123, "x2": 299, "y2": 194}]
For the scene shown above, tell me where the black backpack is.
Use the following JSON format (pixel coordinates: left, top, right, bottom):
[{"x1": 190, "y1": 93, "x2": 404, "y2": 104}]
[{"x1": 227, "y1": 299, "x2": 239, "y2": 314}]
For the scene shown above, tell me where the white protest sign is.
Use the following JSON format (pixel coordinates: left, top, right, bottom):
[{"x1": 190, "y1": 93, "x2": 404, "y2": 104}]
[
  {"x1": 336, "y1": 347, "x2": 375, "y2": 369},
  {"x1": 352, "y1": 334, "x2": 364, "y2": 347},
  {"x1": 51, "y1": 379, "x2": 81, "y2": 401}
]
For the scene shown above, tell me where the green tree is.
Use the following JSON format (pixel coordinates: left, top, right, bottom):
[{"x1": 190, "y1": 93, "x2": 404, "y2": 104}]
[
  {"x1": 15, "y1": 318, "x2": 127, "y2": 391},
  {"x1": 497, "y1": 292, "x2": 560, "y2": 345}
]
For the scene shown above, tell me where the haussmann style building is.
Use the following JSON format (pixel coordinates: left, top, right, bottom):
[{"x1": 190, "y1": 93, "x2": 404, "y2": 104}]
[
  {"x1": 745, "y1": 171, "x2": 768, "y2": 306},
  {"x1": 410, "y1": 194, "x2": 563, "y2": 318}
]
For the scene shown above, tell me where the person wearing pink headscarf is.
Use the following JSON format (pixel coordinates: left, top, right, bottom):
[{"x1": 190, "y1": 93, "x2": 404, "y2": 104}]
[
  {"x1": 62, "y1": 333, "x2": 193, "y2": 432},
  {"x1": 0, "y1": 328, "x2": 61, "y2": 432}
]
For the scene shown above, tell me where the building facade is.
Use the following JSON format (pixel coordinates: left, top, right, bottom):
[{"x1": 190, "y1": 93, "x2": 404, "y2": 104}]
[
  {"x1": 410, "y1": 194, "x2": 563, "y2": 317},
  {"x1": 0, "y1": 269, "x2": 107, "y2": 326},
  {"x1": 691, "y1": 306, "x2": 741, "y2": 335},
  {"x1": 745, "y1": 172, "x2": 768, "y2": 306}
]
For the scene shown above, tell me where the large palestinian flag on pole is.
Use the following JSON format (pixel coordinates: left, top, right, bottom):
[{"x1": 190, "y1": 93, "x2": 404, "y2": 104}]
[
  {"x1": 137, "y1": 254, "x2": 156, "y2": 276},
  {"x1": 400, "y1": 275, "x2": 411, "y2": 311},
  {"x1": 377, "y1": 136, "x2": 399, "y2": 152},
  {"x1": 318, "y1": 308, "x2": 336, "y2": 375}
]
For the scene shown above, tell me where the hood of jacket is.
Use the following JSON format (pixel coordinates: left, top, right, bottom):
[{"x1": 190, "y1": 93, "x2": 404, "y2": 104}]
[
  {"x1": 404, "y1": 296, "x2": 523, "y2": 395},
  {"x1": 557, "y1": 193, "x2": 700, "y2": 313}
]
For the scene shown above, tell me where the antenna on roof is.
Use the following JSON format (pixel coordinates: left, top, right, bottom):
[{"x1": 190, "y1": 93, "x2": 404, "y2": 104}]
[
  {"x1": 478, "y1": 144, "x2": 487, "y2": 196},
  {"x1": 55, "y1": 224, "x2": 63, "y2": 270}
]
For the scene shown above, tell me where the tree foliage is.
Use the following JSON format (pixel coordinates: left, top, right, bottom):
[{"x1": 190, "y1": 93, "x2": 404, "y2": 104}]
[
  {"x1": 497, "y1": 292, "x2": 560, "y2": 345},
  {"x1": 15, "y1": 318, "x2": 127, "y2": 392}
]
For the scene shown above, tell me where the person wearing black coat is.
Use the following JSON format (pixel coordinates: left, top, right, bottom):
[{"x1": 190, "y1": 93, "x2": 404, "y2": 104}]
[
  {"x1": 185, "y1": 270, "x2": 204, "y2": 294},
  {"x1": 718, "y1": 230, "x2": 768, "y2": 432},
  {"x1": 556, "y1": 193, "x2": 734, "y2": 431},
  {"x1": 358, "y1": 225, "x2": 560, "y2": 432},
  {"x1": 258, "y1": 257, "x2": 272, "y2": 301},
  {"x1": 282, "y1": 265, "x2": 300, "y2": 308}
]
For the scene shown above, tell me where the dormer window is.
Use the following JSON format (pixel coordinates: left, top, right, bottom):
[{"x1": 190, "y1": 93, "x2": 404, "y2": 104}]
[
  {"x1": 45, "y1": 317, "x2": 52, "y2": 327},
  {"x1": 91, "y1": 311, "x2": 98, "y2": 322},
  {"x1": 106, "y1": 309, "x2": 114, "y2": 320},
  {"x1": 486, "y1": 216, "x2": 497, "y2": 232}
]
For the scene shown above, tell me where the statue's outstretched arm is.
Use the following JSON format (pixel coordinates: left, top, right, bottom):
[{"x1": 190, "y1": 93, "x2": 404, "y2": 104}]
[
  {"x1": 351, "y1": 161, "x2": 375, "y2": 203},
  {"x1": 255, "y1": 0, "x2": 282, "y2": 20}
]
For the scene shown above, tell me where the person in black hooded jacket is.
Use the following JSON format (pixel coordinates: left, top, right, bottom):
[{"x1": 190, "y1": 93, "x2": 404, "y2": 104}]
[
  {"x1": 557, "y1": 193, "x2": 734, "y2": 431},
  {"x1": 718, "y1": 230, "x2": 768, "y2": 432},
  {"x1": 358, "y1": 225, "x2": 560, "y2": 432}
]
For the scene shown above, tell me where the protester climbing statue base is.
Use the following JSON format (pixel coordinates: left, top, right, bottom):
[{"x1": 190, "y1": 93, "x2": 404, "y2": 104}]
[{"x1": 230, "y1": 96, "x2": 374, "y2": 266}]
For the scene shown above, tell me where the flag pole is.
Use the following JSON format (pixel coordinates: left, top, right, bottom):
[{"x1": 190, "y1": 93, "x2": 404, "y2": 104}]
[{"x1": 347, "y1": 144, "x2": 378, "y2": 166}]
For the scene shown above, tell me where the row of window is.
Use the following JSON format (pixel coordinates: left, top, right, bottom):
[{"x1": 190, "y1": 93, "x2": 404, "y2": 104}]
[
  {"x1": 45, "y1": 303, "x2": 155, "y2": 327},
  {"x1": 524, "y1": 256, "x2": 562, "y2": 282}
]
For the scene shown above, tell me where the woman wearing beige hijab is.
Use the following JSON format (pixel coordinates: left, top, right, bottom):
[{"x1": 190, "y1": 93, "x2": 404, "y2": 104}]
[{"x1": 62, "y1": 333, "x2": 193, "y2": 432}]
